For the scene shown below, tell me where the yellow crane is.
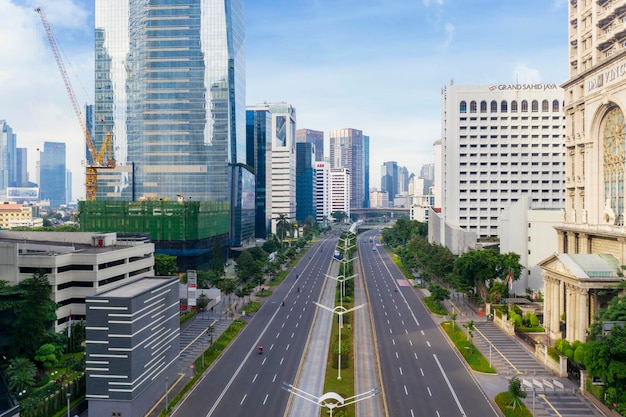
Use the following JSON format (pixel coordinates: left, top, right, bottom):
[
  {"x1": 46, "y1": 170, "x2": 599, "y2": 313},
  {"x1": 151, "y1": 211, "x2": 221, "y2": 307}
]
[{"x1": 35, "y1": 7, "x2": 115, "y2": 201}]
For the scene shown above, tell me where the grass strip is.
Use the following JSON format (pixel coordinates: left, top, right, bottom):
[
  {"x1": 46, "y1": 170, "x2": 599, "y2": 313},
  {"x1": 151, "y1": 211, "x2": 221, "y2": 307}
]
[
  {"x1": 441, "y1": 321, "x2": 496, "y2": 374},
  {"x1": 494, "y1": 392, "x2": 532, "y2": 417}
]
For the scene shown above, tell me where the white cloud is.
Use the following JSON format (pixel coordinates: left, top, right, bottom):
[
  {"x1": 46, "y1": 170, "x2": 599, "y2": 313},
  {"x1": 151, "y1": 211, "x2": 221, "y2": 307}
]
[
  {"x1": 512, "y1": 63, "x2": 542, "y2": 84},
  {"x1": 0, "y1": 0, "x2": 93, "y2": 200},
  {"x1": 441, "y1": 23, "x2": 455, "y2": 50},
  {"x1": 423, "y1": 0, "x2": 444, "y2": 6}
]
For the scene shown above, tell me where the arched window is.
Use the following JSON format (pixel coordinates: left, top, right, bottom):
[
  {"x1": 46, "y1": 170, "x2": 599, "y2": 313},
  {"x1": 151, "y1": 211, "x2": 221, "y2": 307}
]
[
  {"x1": 460, "y1": 101, "x2": 467, "y2": 113},
  {"x1": 521, "y1": 100, "x2": 528, "y2": 112},
  {"x1": 552, "y1": 100, "x2": 560, "y2": 112},
  {"x1": 470, "y1": 101, "x2": 477, "y2": 113},
  {"x1": 531, "y1": 100, "x2": 538, "y2": 112},
  {"x1": 480, "y1": 100, "x2": 487, "y2": 113},
  {"x1": 501, "y1": 100, "x2": 508, "y2": 113},
  {"x1": 542, "y1": 100, "x2": 549, "y2": 112},
  {"x1": 602, "y1": 107, "x2": 626, "y2": 225},
  {"x1": 511, "y1": 100, "x2": 518, "y2": 112},
  {"x1": 490, "y1": 100, "x2": 498, "y2": 113}
]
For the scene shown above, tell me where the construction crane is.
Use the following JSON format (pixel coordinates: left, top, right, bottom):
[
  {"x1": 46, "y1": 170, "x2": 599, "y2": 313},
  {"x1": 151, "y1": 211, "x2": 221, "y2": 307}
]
[{"x1": 35, "y1": 7, "x2": 115, "y2": 201}]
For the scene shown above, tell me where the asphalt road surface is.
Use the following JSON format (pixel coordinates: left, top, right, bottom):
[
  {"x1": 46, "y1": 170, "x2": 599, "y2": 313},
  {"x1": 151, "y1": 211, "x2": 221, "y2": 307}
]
[
  {"x1": 359, "y1": 230, "x2": 500, "y2": 417},
  {"x1": 170, "y1": 237, "x2": 338, "y2": 417}
]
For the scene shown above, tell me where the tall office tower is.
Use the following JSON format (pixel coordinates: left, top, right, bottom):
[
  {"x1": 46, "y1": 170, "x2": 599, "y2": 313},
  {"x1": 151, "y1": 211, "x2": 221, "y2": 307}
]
[
  {"x1": 93, "y1": 0, "x2": 246, "y2": 202},
  {"x1": 381, "y1": 161, "x2": 398, "y2": 206},
  {"x1": 84, "y1": 0, "x2": 252, "y2": 261},
  {"x1": 0, "y1": 121, "x2": 16, "y2": 194},
  {"x1": 420, "y1": 163, "x2": 435, "y2": 181},
  {"x1": 540, "y1": 0, "x2": 626, "y2": 344},
  {"x1": 248, "y1": 103, "x2": 297, "y2": 234},
  {"x1": 296, "y1": 129, "x2": 324, "y2": 161},
  {"x1": 363, "y1": 135, "x2": 370, "y2": 208},
  {"x1": 329, "y1": 128, "x2": 367, "y2": 209},
  {"x1": 330, "y1": 168, "x2": 351, "y2": 217},
  {"x1": 246, "y1": 107, "x2": 272, "y2": 238},
  {"x1": 315, "y1": 161, "x2": 331, "y2": 223},
  {"x1": 398, "y1": 166, "x2": 409, "y2": 194},
  {"x1": 296, "y1": 142, "x2": 317, "y2": 223},
  {"x1": 15, "y1": 148, "x2": 28, "y2": 187},
  {"x1": 432, "y1": 84, "x2": 566, "y2": 253},
  {"x1": 39, "y1": 142, "x2": 67, "y2": 206}
]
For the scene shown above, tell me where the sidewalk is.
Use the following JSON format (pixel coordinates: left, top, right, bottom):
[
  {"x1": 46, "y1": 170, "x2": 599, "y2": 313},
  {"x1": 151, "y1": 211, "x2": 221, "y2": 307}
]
[{"x1": 434, "y1": 291, "x2": 607, "y2": 417}]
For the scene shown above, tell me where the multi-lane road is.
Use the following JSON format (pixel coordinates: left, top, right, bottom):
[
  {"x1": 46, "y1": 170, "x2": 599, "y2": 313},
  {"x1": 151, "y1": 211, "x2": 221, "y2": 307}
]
[
  {"x1": 170, "y1": 237, "x2": 337, "y2": 417},
  {"x1": 359, "y1": 229, "x2": 500, "y2": 417},
  {"x1": 171, "y1": 231, "x2": 502, "y2": 417}
]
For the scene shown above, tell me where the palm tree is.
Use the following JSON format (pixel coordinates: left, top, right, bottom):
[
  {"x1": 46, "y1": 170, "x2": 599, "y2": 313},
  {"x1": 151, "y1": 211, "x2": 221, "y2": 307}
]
[
  {"x1": 276, "y1": 213, "x2": 290, "y2": 242},
  {"x1": 4, "y1": 357, "x2": 36, "y2": 393}
]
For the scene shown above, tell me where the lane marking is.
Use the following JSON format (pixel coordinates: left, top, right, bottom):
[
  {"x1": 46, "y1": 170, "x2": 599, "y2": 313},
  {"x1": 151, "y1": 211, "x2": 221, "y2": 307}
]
[
  {"x1": 427, "y1": 341, "x2": 431, "y2": 347},
  {"x1": 420, "y1": 368, "x2": 424, "y2": 376},
  {"x1": 280, "y1": 357, "x2": 284, "y2": 365},
  {"x1": 272, "y1": 374, "x2": 277, "y2": 382},
  {"x1": 399, "y1": 367, "x2": 403, "y2": 375},
  {"x1": 433, "y1": 354, "x2": 466, "y2": 417},
  {"x1": 427, "y1": 387, "x2": 432, "y2": 397},
  {"x1": 240, "y1": 394, "x2": 247, "y2": 405},
  {"x1": 263, "y1": 394, "x2": 269, "y2": 405},
  {"x1": 252, "y1": 374, "x2": 257, "y2": 383},
  {"x1": 404, "y1": 385, "x2": 408, "y2": 395}
]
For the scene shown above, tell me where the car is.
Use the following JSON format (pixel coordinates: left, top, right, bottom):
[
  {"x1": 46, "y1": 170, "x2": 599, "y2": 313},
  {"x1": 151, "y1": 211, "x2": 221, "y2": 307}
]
[{"x1": 372, "y1": 246, "x2": 376, "y2": 251}]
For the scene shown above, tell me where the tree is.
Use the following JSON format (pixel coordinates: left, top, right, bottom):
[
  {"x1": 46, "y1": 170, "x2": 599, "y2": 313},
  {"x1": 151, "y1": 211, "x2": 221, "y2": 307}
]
[
  {"x1": 428, "y1": 283, "x2": 450, "y2": 304},
  {"x1": 12, "y1": 270, "x2": 58, "y2": 358},
  {"x1": 507, "y1": 376, "x2": 526, "y2": 409},
  {"x1": 585, "y1": 324, "x2": 626, "y2": 391},
  {"x1": 331, "y1": 211, "x2": 346, "y2": 223},
  {"x1": 235, "y1": 251, "x2": 260, "y2": 283},
  {"x1": 154, "y1": 254, "x2": 178, "y2": 276},
  {"x1": 34, "y1": 343, "x2": 59, "y2": 369},
  {"x1": 196, "y1": 293, "x2": 209, "y2": 311},
  {"x1": 209, "y1": 239, "x2": 225, "y2": 276},
  {"x1": 276, "y1": 213, "x2": 290, "y2": 242},
  {"x1": 4, "y1": 357, "x2": 36, "y2": 393},
  {"x1": 454, "y1": 250, "x2": 523, "y2": 302}
]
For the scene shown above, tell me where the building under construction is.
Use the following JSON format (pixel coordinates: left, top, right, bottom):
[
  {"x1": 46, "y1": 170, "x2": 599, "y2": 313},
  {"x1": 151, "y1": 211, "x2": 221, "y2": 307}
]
[{"x1": 79, "y1": 199, "x2": 230, "y2": 270}]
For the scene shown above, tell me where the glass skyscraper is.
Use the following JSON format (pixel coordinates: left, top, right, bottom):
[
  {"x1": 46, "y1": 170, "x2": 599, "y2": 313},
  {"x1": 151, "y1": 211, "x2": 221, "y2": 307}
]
[
  {"x1": 40, "y1": 142, "x2": 67, "y2": 207},
  {"x1": 94, "y1": 0, "x2": 246, "y2": 202}
]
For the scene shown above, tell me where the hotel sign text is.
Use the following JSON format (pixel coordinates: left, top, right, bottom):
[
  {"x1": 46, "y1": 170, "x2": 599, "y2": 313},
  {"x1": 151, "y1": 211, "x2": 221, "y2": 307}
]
[
  {"x1": 489, "y1": 83, "x2": 559, "y2": 91},
  {"x1": 587, "y1": 63, "x2": 626, "y2": 92}
]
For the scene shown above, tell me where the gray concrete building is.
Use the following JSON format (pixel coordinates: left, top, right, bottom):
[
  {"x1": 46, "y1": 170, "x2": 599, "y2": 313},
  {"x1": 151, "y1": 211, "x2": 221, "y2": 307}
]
[
  {"x1": 86, "y1": 276, "x2": 179, "y2": 417},
  {"x1": 0, "y1": 231, "x2": 155, "y2": 332}
]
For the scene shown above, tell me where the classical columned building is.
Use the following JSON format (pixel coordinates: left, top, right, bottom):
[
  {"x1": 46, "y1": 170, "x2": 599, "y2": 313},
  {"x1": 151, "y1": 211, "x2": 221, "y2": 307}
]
[{"x1": 539, "y1": 0, "x2": 626, "y2": 344}]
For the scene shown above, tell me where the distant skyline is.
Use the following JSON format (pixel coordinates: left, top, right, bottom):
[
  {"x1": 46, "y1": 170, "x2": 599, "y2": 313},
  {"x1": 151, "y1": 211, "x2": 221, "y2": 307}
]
[{"x1": 0, "y1": 0, "x2": 568, "y2": 200}]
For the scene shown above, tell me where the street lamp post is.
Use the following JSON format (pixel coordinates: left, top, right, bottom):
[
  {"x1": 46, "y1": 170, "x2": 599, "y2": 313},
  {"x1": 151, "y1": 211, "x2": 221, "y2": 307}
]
[
  {"x1": 283, "y1": 383, "x2": 379, "y2": 417},
  {"x1": 66, "y1": 392, "x2": 71, "y2": 417},
  {"x1": 315, "y1": 302, "x2": 364, "y2": 380}
]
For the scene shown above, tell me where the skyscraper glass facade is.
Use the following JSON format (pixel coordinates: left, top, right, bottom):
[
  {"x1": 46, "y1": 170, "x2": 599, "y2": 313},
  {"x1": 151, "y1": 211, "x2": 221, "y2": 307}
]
[
  {"x1": 94, "y1": 0, "x2": 246, "y2": 202},
  {"x1": 246, "y1": 109, "x2": 272, "y2": 238},
  {"x1": 296, "y1": 142, "x2": 316, "y2": 223},
  {"x1": 40, "y1": 142, "x2": 66, "y2": 206},
  {"x1": 0, "y1": 121, "x2": 16, "y2": 193}
]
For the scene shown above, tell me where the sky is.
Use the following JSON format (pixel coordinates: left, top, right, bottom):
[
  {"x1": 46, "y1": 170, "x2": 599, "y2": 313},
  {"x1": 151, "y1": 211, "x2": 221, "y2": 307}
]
[{"x1": 0, "y1": 0, "x2": 569, "y2": 201}]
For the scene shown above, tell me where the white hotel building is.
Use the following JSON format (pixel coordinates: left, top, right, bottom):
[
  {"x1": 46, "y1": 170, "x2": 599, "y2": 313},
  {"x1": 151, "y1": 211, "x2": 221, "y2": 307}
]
[{"x1": 431, "y1": 83, "x2": 566, "y2": 255}]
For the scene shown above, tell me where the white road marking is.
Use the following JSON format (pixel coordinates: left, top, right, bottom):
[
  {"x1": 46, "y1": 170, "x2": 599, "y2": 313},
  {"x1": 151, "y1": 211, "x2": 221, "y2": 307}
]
[
  {"x1": 433, "y1": 354, "x2": 466, "y2": 417},
  {"x1": 240, "y1": 394, "x2": 247, "y2": 405},
  {"x1": 263, "y1": 394, "x2": 269, "y2": 405},
  {"x1": 252, "y1": 374, "x2": 257, "y2": 383}
]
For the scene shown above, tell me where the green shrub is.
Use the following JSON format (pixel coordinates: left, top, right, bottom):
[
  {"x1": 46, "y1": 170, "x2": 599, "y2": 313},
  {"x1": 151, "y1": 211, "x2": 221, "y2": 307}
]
[
  {"x1": 527, "y1": 313, "x2": 539, "y2": 327},
  {"x1": 510, "y1": 313, "x2": 522, "y2": 327},
  {"x1": 564, "y1": 349, "x2": 574, "y2": 359},
  {"x1": 574, "y1": 345, "x2": 585, "y2": 365}
]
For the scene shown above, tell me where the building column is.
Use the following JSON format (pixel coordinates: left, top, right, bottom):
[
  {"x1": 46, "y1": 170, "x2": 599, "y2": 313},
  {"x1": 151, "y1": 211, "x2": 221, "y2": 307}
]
[
  {"x1": 551, "y1": 277, "x2": 562, "y2": 341},
  {"x1": 577, "y1": 287, "x2": 588, "y2": 342},
  {"x1": 566, "y1": 283, "x2": 575, "y2": 342}
]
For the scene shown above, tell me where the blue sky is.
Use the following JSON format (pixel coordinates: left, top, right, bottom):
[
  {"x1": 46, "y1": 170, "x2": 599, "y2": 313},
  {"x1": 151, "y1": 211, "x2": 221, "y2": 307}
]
[{"x1": 0, "y1": 0, "x2": 568, "y2": 199}]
